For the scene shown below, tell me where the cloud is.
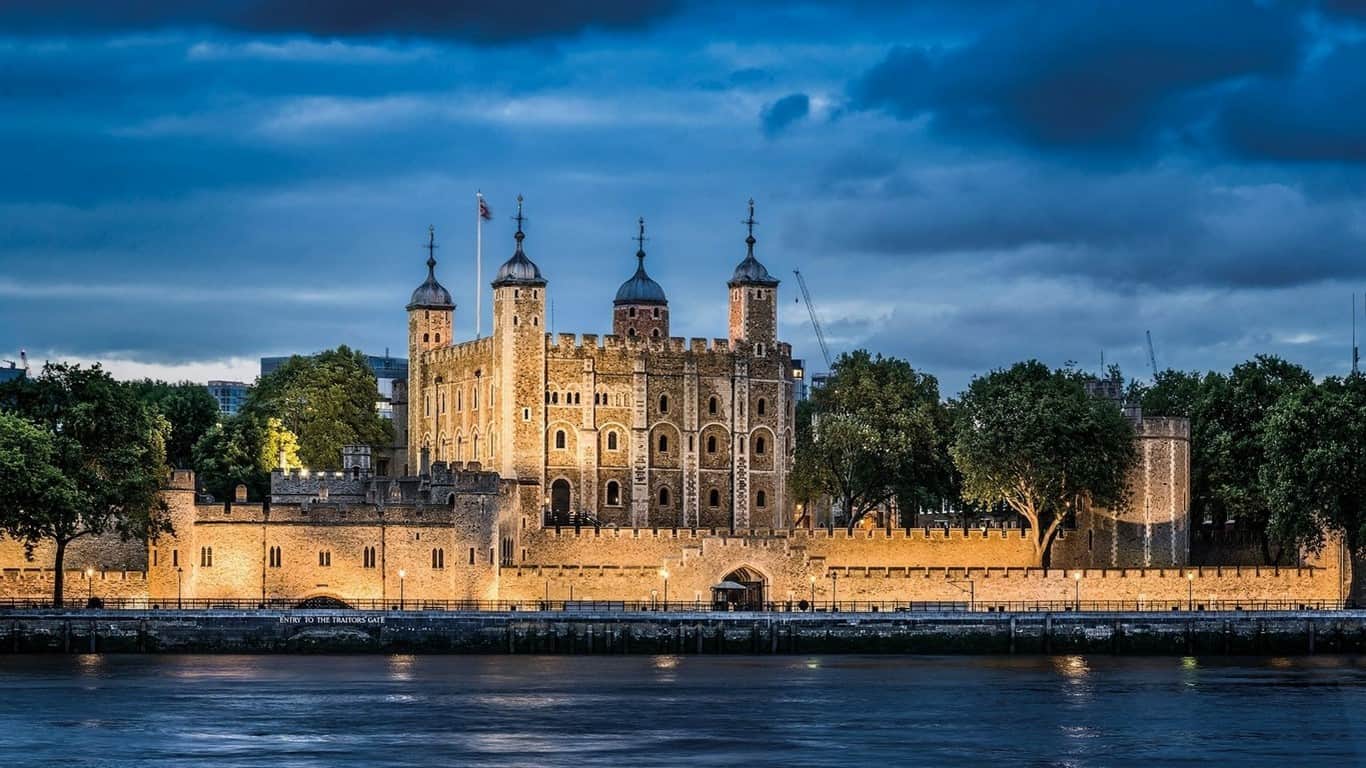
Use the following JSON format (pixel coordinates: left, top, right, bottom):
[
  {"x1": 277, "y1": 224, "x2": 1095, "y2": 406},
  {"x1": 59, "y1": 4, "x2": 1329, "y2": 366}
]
[
  {"x1": 760, "y1": 92, "x2": 810, "y2": 137},
  {"x1": 0, "y1": 0, "x2": 684, "y2": 43},
  {"x1": 847, "y1": 0, "x2": 1304, "y2": 154}
]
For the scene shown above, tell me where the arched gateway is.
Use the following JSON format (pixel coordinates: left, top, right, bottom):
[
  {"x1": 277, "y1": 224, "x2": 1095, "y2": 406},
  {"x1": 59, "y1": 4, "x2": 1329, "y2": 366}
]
[{"x1": 714, "y1": 566, "x2": 767, "y2": 611}]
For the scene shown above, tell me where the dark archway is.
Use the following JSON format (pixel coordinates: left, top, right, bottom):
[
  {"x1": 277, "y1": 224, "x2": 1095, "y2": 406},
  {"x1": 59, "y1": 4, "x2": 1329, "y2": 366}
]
[
  {"x1": 715, "y1": 566, "x2": 766, "y2": 611},
  {"x1": 551, "y1": 478, "x2": 571, "y2": 517},
  {"x1": 295, "y1": 595, "x2": 354, "y2": 609}
]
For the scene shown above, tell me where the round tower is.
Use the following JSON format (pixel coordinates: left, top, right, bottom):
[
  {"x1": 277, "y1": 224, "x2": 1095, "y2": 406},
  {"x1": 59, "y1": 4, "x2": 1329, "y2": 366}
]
[
  {"x1": 728, "y1": 199, "x2": 780, "y2": 349},
  {"x1": 407, "y1": 225, "x2": 455, "y2": 474},
  {"x1": 613, "y1": 217, "x2": 669, "y2": 340}
]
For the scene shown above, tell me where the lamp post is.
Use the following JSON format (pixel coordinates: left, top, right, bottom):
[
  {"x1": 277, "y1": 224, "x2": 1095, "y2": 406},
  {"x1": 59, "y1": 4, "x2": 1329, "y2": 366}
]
[
  {"x1": 659, "y1": 568, "x2": 669, "y2": 611},
  {"x1": 398, "y1": 569, "x2": 406, "y2": 610},
  {"x1": 176, "y1": 567, "x2": 183, "y2": 609},
  {"x1": 1187, "y1": 571, "x2": 1195, "y2": 611},
  {"x1": 831, "y1": 571, "x2": 839, "y2": 612},
  {"x1": 1073, "y1": 571, "x2": 1082, "y2": 611},
  {"x1": 809, "y1": 575, "x2": 816, "y2": 610},
  {"x1": 85, "y1": 568, "x2": 94, "y2": 606},
  {"x1": 651, "y1": 589, "x2": 658, "y2": 611}
]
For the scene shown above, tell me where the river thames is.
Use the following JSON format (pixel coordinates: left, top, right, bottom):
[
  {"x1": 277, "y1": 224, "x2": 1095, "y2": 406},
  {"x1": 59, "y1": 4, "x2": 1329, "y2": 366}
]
[{"x1": 1, "y1": 655, "x2": 1364, "y2": 766}]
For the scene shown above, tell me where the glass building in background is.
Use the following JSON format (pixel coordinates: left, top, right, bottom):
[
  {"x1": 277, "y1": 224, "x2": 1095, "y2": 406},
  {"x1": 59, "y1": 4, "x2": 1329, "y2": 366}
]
[{"x1": 206, "y1": 380, "x2": 249, "y2": 416}]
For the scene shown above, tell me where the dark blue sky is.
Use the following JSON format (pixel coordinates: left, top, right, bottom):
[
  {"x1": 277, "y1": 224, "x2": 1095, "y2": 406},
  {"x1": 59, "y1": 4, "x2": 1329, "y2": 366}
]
[{"x1": 3, "y1": 0, "x2": 1366, "y2": 393}]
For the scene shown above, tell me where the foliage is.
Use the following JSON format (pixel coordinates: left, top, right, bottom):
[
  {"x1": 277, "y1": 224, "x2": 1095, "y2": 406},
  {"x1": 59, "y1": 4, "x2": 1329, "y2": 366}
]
[
  {"x1": 0, "y1": 364, "x2": 169, "y2": 606},
  {"x1": 794, "y1": 350, "x2": 953, "y2": 530},
  {"x1": 192, "y1": 415, "x2": 300, "y2": 501},
  {"x1": 1260, "y1": 375, "x2": 1366, "y2": 605},
  {"x1": 127, "y1": 379, "x2": 220, "y2": 469},
  {"x1": 951, "y1": 360, "x2": 1135, "y2": 566},
  {"x1": 244, "y1": 346, "x2": 390, "y2": 469}
]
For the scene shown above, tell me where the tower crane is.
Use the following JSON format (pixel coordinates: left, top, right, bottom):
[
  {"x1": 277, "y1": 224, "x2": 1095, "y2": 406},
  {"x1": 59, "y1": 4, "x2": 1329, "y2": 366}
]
[
  {"x1": 793, "y1": 269, "x2": 832, "y2": 370},
  {"x1": 1146, "y1": 330, "x2": 1159, "y2": 379}
]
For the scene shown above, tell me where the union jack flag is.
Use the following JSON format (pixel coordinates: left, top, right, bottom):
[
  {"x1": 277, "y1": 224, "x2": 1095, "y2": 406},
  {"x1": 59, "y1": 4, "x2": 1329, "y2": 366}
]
[{"x1": 478, "y1": 196, "x2": 493, "y2": 220}]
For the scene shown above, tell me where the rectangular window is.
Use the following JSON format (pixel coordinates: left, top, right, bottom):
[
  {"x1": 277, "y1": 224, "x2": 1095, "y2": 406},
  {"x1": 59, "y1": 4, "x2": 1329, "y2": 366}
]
[
  {"x1": 200, "y1": 547, "x2": 212, "y2": 567},
  {"x1": 172, "y1": 550, "x2": 178, "y2": 567}
]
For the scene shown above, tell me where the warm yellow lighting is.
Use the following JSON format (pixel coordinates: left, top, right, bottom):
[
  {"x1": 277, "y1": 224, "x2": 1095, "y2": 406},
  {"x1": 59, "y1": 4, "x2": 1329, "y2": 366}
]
[
  {"x1": 809, "y1": 575, "x2": 816, "y2": 585},
  {"x1": 1073, "y1": 571, "x2": 1082, "y2": 581},
  {"x1": 84, "y1": 568, "x2": 94, "y2": 578},
  {"x1": 659, "y1": 568, "x2": 669, "y2": 579},
  {"x1": 398, "y1": 569, "x2": 406, "y2": 579},
  {"x1": 1188, "y1": 571, "x2": 1195, "y2": 580}
]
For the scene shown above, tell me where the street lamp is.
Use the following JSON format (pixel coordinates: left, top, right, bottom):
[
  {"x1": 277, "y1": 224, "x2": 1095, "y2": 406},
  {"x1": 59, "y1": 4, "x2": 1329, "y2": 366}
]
[
  {"x1": 398, "y1": 569, "x2": 406, "y2": 610},
  {"x1": 651, "y1": 589, "x2": 659, "y2": 610},
  {"x1": 85, "y1": 568, "x2": 94, "y2": 606},
  {"x1": 1187, "y1": 571, "x2": 1195, "y2": 611},
  {"x1": 659, "y1": 568, "x2": 669, "y2": 610},
  {"x1": 831, "y1": 571, "x2": 839, "y2": 612},
  {"x1": 809, "y1": 575, "x2": 816, "y2": 610},
  {"x1": 1073, "y1": 571, "x2": 1082, "y2": 611},
  {"x1": 176, "y1": 567, "x2": 183, "y2": 609}
]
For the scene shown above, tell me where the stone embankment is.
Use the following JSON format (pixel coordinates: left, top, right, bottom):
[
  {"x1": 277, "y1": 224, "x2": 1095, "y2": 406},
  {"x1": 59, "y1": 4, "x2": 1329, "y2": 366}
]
[{"x1": 3, "y1": 609, "x2": 1366, "y2": 655}]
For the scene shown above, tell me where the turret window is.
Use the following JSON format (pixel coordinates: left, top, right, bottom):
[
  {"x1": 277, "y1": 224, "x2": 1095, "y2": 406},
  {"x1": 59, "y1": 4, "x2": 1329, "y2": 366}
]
[
  {"x1": 756, "y1": 490, "x2": 767, "y2": 508},
  {"x1": 709, "y1": 489, "x2": 720, "y2": 507},
  {"x1": 658, "y1": 434, "x2": 668, "y2": 452},
  {"x1": 658, "y1": 487, "x2": 671, "y2": 506},
  {"x1": 659, "y1": 395, "x2": 668, "y2": 413},
  {"x1": 651, "y1": 329, "x2": 661, "y2": 338},
  {"x1": 555, "y1": 430, "x2": 566, "y2": 450},
  {"x1": 606, "y1": 481, "x2": 621, "y2": 506},
  {"x1": 757, "y1": 398, "x2": 766, "y2": 416},
  {"x1": 755, "y1": 436, "x2": 766, "y2": 455},
  {"x1": 706, "y1": 435, "x2": 717, "y2": 454},
  {"x1": 435, "y1": 333, "x2": 441, "y2": 344},
  {"x1": 629, "y1": 307, "x2": 637, "y2": 318},
  {"x1": 607, "y1": 431, "x2": 619, "y2": 451},
  {"x1": 708, "y1": 396, "x2": 718, "y2": 415},
  {"x1": 423, "y1": 333, "x2": 430, "y2": 343},
  {"x1": 652, "y1": 307, "x2": 660, "y2": 319}
]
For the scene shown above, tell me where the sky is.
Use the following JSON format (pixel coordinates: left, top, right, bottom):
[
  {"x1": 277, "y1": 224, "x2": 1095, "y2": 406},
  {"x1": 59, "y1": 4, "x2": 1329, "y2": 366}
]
[{"x1": 3, "y1": 0, "x2": 1366, "y2": 396}]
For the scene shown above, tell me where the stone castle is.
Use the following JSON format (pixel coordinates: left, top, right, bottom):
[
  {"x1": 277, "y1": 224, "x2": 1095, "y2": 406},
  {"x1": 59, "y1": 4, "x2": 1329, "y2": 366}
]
[{"x1": 0, "y1": 199, "x2": 1350, "y2": 608}]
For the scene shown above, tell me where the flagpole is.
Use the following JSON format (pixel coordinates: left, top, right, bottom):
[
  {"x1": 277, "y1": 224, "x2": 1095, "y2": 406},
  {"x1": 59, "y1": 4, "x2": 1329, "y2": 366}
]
[{"x1": 476, "y1": 191, "x2": 483, "y2": 339}]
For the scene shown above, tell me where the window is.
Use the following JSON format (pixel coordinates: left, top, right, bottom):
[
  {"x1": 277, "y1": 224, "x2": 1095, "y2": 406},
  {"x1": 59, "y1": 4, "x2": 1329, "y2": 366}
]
[
  {"x1": 523, "y1": 407, "x2": 531, "y2": 421},
  {"x1": 658, "y1": 434, "x2": 668, "y2": 452},
  {"x1": 658, "y1": 487, "x2": 670, "y2": 506},
  {"x1": 653, "y1": 307, "x2": 660, "y2": 319},
  {"x1": 574, "y1": 392, "x2": 581, "y2": 405},
  {"x1": 268, "y1": 546, "x2": 281, "y2": 568},
  {"x1": 659, "y1": 394, "x2": 669, "y2": 413},
  {"x1": 757, "y1": 398, "x2": 766, "y2": 416},
  {"x1": 432, "y1": 548, "x2": 445, "y2": 569},
  {"x1": 628, "y1": 328, "x2": 636, "y2": 337},
  {"x1": 457, "y1": 389, "x2": 463, "y2": 411},
  {"x1": 651, "y1": 329, "x2": 660, "y2": 338},
  {"x1": 423, "y1": 333, "x2": 429, "y2": 343},
  {"x1": 606, "y1": 480, "x2": 621, "y2": 506},
  {"x1": 473, "y1": 385, "x2": 480, "y2": 410},
  {"x1": 552, "y1": 391, "x2": 559, "y2": 404},
  {"x1": 319, "y1": 550, "x2": 331, "y2": 567},
  {"x1": 709, "y1": 489, "x2": 720, "y2": 507},
  {"x1": 532, "y1": 316, "x2": 539, "y2": 326},
  {"x1": 739, "y1": 437, "x2": 745, "y2": 454},
  {"x1": 172, "y1": 550, "x2": 179, "y2": 567},
  {"x1": 435, "y1": 333, "x2": 441, "y2": 344},
  {"x1": 555, "y1": 430, "x2": 566, "y2": 450},
  {"x1": 363, "y1": 546, "x2": 376, "y2": 569},
  {"x1": 629, "y1": 307, "x2": 637, "y2": 318},
  {"x1": 756, "y1": 490, "x2": 767, "y2": 508},
  {"x1": 707, "y1": 435, "x2": 717, "y2": 453},
  {"x1": 200, "y1": 547, "x2": 212, "y2": 567},
  {"x1": 755, "y1": 436, "x2": 766, "y2": 455},
  {"x1": 153, "y1": 550, "x2": 159, "y2": 567},
  {"x1": 514, "y1": 289, "x2": 520, "y2": 298},
  {"x1": 473, "y1": 435, "x2": 480, "y2": 459},
  {"x1": 708, "y1": 396, "x2": 718, "y2": 415},
  {"x1": 469, "y1": 547, "x2": 476, "y2": 565},
  {"x1": 607, "y1": 431, "x2": 618, "y2": 451}
]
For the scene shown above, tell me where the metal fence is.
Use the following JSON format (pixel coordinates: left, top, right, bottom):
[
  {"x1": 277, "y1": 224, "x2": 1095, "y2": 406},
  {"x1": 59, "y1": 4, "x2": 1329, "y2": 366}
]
[{"x1": 0, "y1": 597, "x2": 1349, "y2": 613}]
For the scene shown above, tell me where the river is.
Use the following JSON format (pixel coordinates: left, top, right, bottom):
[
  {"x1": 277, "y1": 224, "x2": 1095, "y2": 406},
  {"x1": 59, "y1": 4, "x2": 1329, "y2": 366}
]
[{"x1": 1, "y1": 655, "x2": 1364, "y2": 766}]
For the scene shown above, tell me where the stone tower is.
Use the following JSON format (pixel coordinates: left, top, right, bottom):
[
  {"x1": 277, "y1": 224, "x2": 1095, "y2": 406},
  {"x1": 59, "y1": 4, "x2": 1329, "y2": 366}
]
[
  {"x1": 612, "y1": 217, "x2": 670, "y2": 339},
  {"x1": 407, "y1": 225, "x2": 455, "y2": 474},
  {"x1": 728, "y1": 199, "x2": 780, "y2": 350},
  {"x1": 492, "y1": 196, "x2": 548, "y2": 486}
]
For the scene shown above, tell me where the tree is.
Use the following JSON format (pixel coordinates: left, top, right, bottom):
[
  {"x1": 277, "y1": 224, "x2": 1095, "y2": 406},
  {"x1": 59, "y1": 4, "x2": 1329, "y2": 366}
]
[
  {"x1": 1260, "y1": 375, "x2": 1366, "y2": 606},
  {"x1": 794, "y1": 350, "x2": 951, "y2": 531},
  {"x1": 0, "y1": 364, "x2": 170, "y2": 606},
  {"x1": 951, "y1": 360, "x2": 1135, "y2": 566},
  {"x1": 128, "y1": 379, "x2": 220, "y2": 469},
  {"x1": 245, "y1": 347, "x2": 390, "y2": 469},
  {"x1": 193, "y1": 415, "x2": 299, "y2": 501}
]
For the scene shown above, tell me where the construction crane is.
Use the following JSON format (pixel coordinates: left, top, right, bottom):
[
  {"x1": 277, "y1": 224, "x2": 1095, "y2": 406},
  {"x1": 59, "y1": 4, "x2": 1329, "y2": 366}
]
[
  {"x1": 793, "y1": 269, "x2": 832, "y2": 370},
  {"x1": 1146, "y1": 330, "x2": 1159, "y2": 379}
]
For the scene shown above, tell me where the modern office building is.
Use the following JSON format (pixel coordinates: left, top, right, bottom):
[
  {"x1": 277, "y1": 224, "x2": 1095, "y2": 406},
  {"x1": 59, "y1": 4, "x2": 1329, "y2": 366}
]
[{"x1": 206, "y1": 380, "x2": 249, "y2": 416}]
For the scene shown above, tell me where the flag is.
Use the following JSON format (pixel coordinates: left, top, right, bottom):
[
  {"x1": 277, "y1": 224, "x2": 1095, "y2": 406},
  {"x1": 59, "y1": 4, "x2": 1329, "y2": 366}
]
[{"x1": 478, "y1": 196, "x2": 493, "y2": 220}]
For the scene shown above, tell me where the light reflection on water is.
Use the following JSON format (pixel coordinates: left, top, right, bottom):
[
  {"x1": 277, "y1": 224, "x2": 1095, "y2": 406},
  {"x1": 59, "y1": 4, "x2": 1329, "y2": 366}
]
[{"x1": 0, "y1": 655, "x2": 1364, "y2": 767}]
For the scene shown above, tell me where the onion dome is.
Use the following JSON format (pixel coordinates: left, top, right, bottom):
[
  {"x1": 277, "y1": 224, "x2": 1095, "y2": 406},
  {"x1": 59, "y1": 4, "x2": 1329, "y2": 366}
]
[
  {"x1": 728, "y1": 198, "x2": 780, "y2": 287},
  {"x1": 614, "y1": 217, "x2": 668, "y2": 305},
  {"x1": 491, "y1": 194, "x2": 547, "y2": 288},
  {"x1": 407, "y1": 225, "x2": 455, "y2": 310}
]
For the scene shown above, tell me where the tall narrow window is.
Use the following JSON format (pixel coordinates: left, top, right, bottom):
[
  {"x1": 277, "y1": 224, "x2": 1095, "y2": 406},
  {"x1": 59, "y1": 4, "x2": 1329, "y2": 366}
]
[
  {"x1": 707, "y1": 435, "x2": 717, "y2": 454},
  {"x1": 555, "y1": 430, "x2": 566, "y2": 450},
  {"x1": 607, "y1": 431, "x2": 618, "y2": 451},
  {"x1": 606, "y1": 480, "x2": 621, "y2": 506},
  {"x1": 658, "y1": 434, "x2": 668, "y2": 452},
  {"x1": 319, "y1": 550, "x2": 331, "y2": 567},
  {"x1": 756, "y1": 490, "x2": 767, "y2": 508},
  {"x1": 755, "y1": 436, "x2": 766, "y2": 455},
  {"x1": 709, "y1": 489, "x2": 720, "y2": 507},
  {"x1": 757, "y1": 398, "x2": 766, "y2": 416},
  {"x1": 708, "y1": 396, "x2": 718, "y2": 415},
  {"x1": 200, "y1": 547, "x2": 212, "y2": 567},
  {"x1": 659, "y1": 394, "x2": 669, "y2": 413},
  {"x1": 432, "y1": 548, "x2": 445, "y2": 569},
  {"x1": 173, "y1": 550, "x2": 179, "y2": 567},
  {"x1": 658, "y1": 487, "x2": 671, "y2": 506},
  {"x1": 268, "y1": 546, "x2": 281, "y2": 568}
]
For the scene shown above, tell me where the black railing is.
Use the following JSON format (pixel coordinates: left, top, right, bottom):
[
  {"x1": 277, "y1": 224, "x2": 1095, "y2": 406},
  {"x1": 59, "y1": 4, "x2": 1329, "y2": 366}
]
[{"x1": 0, "y1": 598, "x2": 1349, "y2": 613}]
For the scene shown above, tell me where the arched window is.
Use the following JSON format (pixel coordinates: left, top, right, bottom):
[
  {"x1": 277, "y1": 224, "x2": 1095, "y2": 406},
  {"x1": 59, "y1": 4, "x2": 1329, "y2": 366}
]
[
  {"x1": 628, "y1": 328, "x2": 636, "y2": 337},
  {"x1": 706, "y1": 435, "x2": 717, "y2": 453},
  {"x1": 472, "y1": 434, "x2": 480, "y2": 459},
  {"x1": 435, "y1": 333, "x2": 441, "y2": 344},
  {"x1": 756, "y1": 490, "x2": 767, "y2": 508},
  {"x1": 606, "y1": 481, "x2": 621, "y2": 506},
  {"x1": 708, "y1": 396, "x2": 718, "y2": 415},
  {"x1": 607, "y1": 431, "x2": 618, "y2": 451},
  {"x1": 658, "y1": 434, "x2": 668, "y2": 452},
  {"x1": 555, "y1": 430, "x2": 566, "y2": 450},
  {"x1": 709, "y1": 489, "x2": 720, "y2": 507},
  {"x1": 629, "y1": 306, "x2": 638, "y2": 317},
  {"x1": 574, "y1": 392, "x2": 581, "y2": 405},
  {"x1": 551, "y1": 391, "x2": 559, "y2": 404},
  {"x1": 658, "y1": 487, "x2": 670, "y2": 506},
  {"x1": 653, "y1": 307, "x2": 660, "y2": 319},
  {"x1": 757, "y1": 398, "x2": 766, "y2": 416},
  {"x1": 755, "y1": 436, "x2": 766, "y2": 455},
  {"x1": 651, "y1": 328, "x2": 660, "y2": 338},
  {"x1": 200, "y1": 547, "x2": 213, "y2": 567},
  {"x1": 319, "y1": 550, "x2": 331, "y2": 567},
  {"x1": 659, "y1": 394, "x2": 669, "y2": 413},
  {"x1": 268, "y1": 546, "x2": 281, "y2": 568},
  {"x1": 432, "y1": 548, "x2": 445, "y2": 569},
  {"x1": 472, "y1": 384, "x2": 479, "y2": 409}
]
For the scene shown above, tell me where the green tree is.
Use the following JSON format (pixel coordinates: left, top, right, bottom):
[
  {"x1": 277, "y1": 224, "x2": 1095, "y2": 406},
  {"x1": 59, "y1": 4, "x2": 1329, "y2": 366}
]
[
  {"x1": 795, "y1": 351, "x2": 951, "y2": 531},
  {"x1": 128, "y1": 379, "x2": 220, "y2": 469},
  {"x1": 1260, "y1": 375, "x2": 1366, "y2": 606},
  {"x1": 245, "y1": 347, "x2": 390, "y2": 469},
  {"x1": 0, "y1": 364, "x2": 170, "y2": 606},
  {"x1": 193, "y1": 415, "x2": 300, "y2": 501},
  {"x1": 951, "y1": 360, "x2": 1135, "y2": 566}
]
